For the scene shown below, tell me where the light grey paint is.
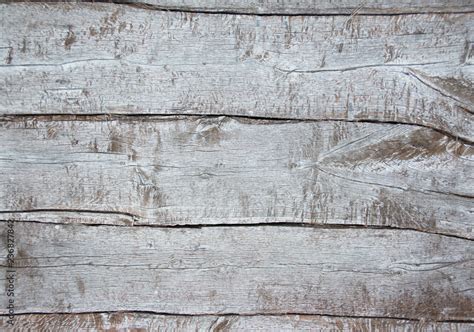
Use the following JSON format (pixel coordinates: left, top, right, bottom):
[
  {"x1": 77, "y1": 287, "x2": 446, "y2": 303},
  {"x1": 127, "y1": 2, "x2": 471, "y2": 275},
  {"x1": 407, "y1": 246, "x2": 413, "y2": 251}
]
[
  {"x1": 0, "y1": 4, "x2": 473, "y2": 141},
  {"x1": 0, "y1": 1, "x2": 472, "y2": 327},
  {"x1": 0, "y1": 222, "x2": 472, "y2": 319},
  {"x1": 0, "y1": 117, "x2": 472, "y2": 239},
  {"x1": 103, "y1": 0, "x2": 474, "y2": 14}
]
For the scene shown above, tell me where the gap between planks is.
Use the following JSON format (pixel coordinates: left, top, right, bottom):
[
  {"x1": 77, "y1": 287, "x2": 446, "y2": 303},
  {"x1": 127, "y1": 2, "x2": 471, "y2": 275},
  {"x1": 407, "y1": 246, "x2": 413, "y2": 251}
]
[
  {"x1": 0, "y1": 311, "x2": 473, "y2": 323},
  {"x1": 1, "y1": 113, "x2": 473, "y2": 145},
  {"x1": 9, "y1": 0, "x2": 474, "y2": 17},
  {"x1": 0, "y1": 218, "x2": 472, "y2": 242}
]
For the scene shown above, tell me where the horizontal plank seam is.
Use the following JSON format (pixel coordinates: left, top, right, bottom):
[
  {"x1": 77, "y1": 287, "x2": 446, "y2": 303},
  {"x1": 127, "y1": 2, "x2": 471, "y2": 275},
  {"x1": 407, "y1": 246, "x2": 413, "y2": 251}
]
[
  {"x1": 1, "y1": 114, "x2": 472, "y2": 145},
  {"x1": 0, "y1": 310, "x2": 472, "y2": 323},
  {"x1": 0, "y1": 218, "x2": 471, "y2": 241},
  {"x1": 14, "y1": 0, "x2": 474, "y2": 17}
]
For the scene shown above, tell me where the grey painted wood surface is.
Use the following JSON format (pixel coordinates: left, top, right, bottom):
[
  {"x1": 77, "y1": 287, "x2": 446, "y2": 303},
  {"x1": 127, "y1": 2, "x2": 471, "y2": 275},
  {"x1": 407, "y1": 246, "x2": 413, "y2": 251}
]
[
  {"x1": 0, "y1": 3, "x2": 473, "y2": 142},
  {"x1": 0, "y1": 222, "x2": 472, "y2": 319},
  {"x1": 0, "y1": 117, "x2": 472, "y2": 239},
  {"x1": 100, "y1": 0, "x2": 474, "y2": 14},
  {"x1": 2, "y1": 313, "x2": 474, "y2": 331},
  {"x1": 0, "y1": 1, "x2": 473, "y2": 328}
]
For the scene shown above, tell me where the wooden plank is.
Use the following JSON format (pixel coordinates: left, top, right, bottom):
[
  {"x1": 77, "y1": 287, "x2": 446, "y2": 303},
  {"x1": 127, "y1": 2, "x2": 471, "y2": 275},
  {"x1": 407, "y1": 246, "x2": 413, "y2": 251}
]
[
  {"x1": 1, "y1": 313, "x2": 473, "y2": 331},
  {"x1": 117, "y1": 0, "x2": 474, "y2": 14},
  {"x1": 0, "y1": 3, "x2": 473, "y2": 141},
  {"x1": 0, "y1": 222, "x2": 472, "y2": 319},
  {"x1": 0, "y1": 117, "x2": 472, "y2": 239}
]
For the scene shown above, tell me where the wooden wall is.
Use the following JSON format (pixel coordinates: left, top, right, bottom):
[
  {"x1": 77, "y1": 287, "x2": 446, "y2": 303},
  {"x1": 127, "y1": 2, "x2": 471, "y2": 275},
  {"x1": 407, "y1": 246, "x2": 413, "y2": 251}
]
[{"x1": 0, "y1": 1, "x2": 473, "y2": 330}]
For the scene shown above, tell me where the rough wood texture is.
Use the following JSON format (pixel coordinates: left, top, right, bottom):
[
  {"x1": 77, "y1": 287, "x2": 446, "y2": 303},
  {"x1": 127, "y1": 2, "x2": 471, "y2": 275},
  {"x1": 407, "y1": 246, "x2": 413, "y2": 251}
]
[
  {"x1": 0, "y1": 222, "x2": 472, "y2": 320},
  {"x1": 0, "y1": 1, "x2": 473, "y2": 328},
  {"x1": 5, "y1": 0, "x2": 474, "y2": 14},
  {"x1": 1, "y1": 313, "x2": 473, "y2": 331},
  {"x1": 0, "y1": 117, "x2": 472, "y2": 239},
  {"x1": 0, "y1": 3, "x2": 473, "y2": 142},
  {"x1": 99, "y1": 0, "x2": 474, "y2": 14}
]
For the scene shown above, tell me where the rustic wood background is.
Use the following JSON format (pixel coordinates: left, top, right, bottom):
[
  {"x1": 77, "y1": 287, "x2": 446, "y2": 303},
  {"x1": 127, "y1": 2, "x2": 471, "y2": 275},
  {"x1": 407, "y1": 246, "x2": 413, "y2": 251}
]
[{"x1": 0, "y1": 0, "x2": 473, "y2": 330}]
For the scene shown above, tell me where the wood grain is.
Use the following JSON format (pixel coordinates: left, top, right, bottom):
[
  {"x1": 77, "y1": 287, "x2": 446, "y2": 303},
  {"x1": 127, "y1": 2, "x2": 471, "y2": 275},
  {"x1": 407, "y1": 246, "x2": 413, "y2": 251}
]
[
  {"x1": 1, "y1": 312, "x2": 473, "y2": 331},
  {"x1": 0, "y1": 221, "x2": 472, "y2": 319},
  {"x1": 78, "y1": 0, "x2": 474, "y2": 15},
  {"x1": 0, "y1": 1, "x2": 473, "y2": 327},
  {"x1": 0, "y1": 3, "x2": 473, "y2": 142},
  {"x1": 0, "y1": 116, "x2": 472, "y2": 239}
]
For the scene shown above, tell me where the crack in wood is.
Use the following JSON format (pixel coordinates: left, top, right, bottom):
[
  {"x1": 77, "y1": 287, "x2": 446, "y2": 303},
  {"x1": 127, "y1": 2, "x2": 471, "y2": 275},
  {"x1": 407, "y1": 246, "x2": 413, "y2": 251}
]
[
  {"x1": 405, "y1": 69, "x2": 474, "y2": 111},
  {"x1": 274, "y1": 61, "x2": 449, "y2": 74},
  {"x1": 18, "y1": 0, "x2": 472, "y2": 16},
  {"x1": 312, "y1": 164, "x2": 474, "y2": 200},
  {"x1": 0, "y1": 310, "x2": 472, "y2": 323},
  {"x1": 0, "y1": 219, "x2": 471, "y2": 241},
  {"x1": 1, "y1": 114, "x2": 472, "y2": 145}
]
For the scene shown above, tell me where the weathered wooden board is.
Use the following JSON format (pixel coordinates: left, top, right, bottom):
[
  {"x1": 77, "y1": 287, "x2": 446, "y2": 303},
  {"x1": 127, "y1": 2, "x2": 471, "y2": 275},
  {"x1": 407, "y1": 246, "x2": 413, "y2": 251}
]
[
  {"x1": 0, "y1": 117, "x2": 472, "y2": 239},
  {"x1": 0, "y1": 4, "x2": 473, "y2": 142},
  {"x1": 1, "y1": 312, "x2": 473, "y2": 332},
  {"x1": 0, "y1": 222, "x2": 472, "y2": 319},
  {"x1": 117, "y1": 0, "x2": 474, "y2": 14},
  {"x1": 0, "y1": 1, "x2": 473, "y2": 328}
]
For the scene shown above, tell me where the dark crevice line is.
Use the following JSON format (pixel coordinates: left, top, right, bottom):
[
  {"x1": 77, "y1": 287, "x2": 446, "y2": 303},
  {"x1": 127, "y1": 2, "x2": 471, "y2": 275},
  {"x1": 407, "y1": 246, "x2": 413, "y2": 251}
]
[
  {"x1": 0, "y1": 218, "x2": 471, "y2": 242},
  {"x1": 404, "y1": 69, "x2": 474, "y2": 112},
  {"x1": 21, "y1": 0, "x2": 474, "y2": 17},
  {"x1": 0, "y1": 113, "x2": 472, "y2": 145},
  {"x1": 314, "y1": 165, "x2": 474, "y2": 200},
  {"x1": 3, "y1": 0, "x2": 474, "y2": 16},
  {"x1": 424, "y1": 189, "x2": 474, "y2": 200},
  {"x1": 0, "y1": 310, "x2": 472, "y2": 323}
]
